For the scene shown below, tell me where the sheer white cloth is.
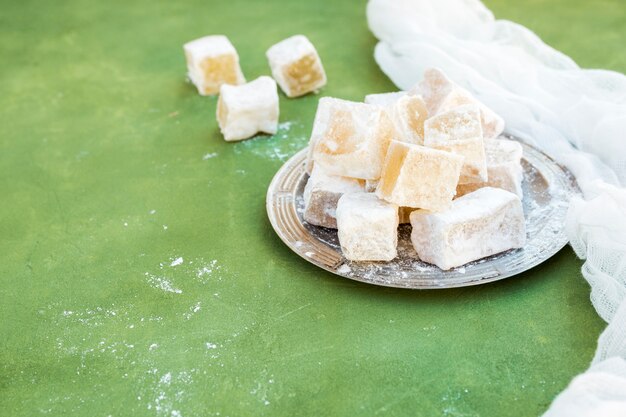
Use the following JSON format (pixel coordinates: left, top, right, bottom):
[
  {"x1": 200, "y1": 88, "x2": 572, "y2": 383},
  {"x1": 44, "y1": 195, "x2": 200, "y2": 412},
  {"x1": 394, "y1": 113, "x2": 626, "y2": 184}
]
[{"x1": 366, "y1": 0, "x2": 626, "y2": 415}]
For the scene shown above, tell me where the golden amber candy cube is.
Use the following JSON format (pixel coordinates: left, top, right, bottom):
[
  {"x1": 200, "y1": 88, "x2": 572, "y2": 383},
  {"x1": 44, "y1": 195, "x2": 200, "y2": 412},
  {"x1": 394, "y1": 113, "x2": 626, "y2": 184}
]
[
  {"x1": 266, "y1": 35, "x2": 326, "y2": 98},
  {"x1": 307, "y1": 97, "x2": 394, "y2": 180},
  {"x1": 375, "y1": 140, "x2": 463, "y2": 211},
  {"x1": 424, "y1": 104, "x2": 487, "y2": 184},
  {"x1": 183, "y1": 35, "x2": 245, "y2": 96}
]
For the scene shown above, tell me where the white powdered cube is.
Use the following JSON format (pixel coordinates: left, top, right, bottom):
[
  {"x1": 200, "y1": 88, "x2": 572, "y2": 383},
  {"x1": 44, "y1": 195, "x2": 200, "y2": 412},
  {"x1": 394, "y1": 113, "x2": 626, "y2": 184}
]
[
  {"x1": 183, "y1": 35, "x2": 245, "y2": 96},
  {"x1": 266, "y1": 35, "x2": 327, "y2": 98},
  {"x1": 217, "y1": 76, "x2": 279, "y2": 141},
  {"x1": 410, "y1": 187, "x2": 526, "y2": 270},
  {"x1": 366, "y1": 93, "x2": 429, "y2": 145},
  {"x1": 376, "y1": 141, "x2": 464, "y2": 211},
  {"x1": 424, "y1": 104, "x2": 487, "y2": 183},
  {"x1": 364, "y1": 91, "x2": 406, "y2": 106},
  {"x1": 308, "y1": 97, "x2": 394, "y2": 180},
  {"x1": 303, "y1": 165, "x2": 364, "y2": 229},
  {"x1": 413, "y1": 68, "x2": 504, "y2": 139},
  {"x1": 336, "y1": 193, "x2": 399, "y2": 261},
  {"x1": 457, "y1": 138, "x2": 524, "y2": 198}
]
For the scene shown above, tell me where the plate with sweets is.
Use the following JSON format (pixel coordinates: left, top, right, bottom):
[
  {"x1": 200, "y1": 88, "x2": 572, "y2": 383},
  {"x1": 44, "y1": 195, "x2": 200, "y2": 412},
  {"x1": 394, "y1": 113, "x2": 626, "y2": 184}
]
[{"x1": 266, "y1": 134, "x2": 581, "y2": 289}]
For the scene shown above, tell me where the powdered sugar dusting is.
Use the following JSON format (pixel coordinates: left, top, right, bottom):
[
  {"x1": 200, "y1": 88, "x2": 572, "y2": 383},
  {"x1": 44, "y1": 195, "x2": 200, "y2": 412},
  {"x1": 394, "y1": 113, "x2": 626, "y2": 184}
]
[
  {"x1": 233, "y1": 120, "x2": 307, "y2": 162},
  {"x1": 145, "y1": 273, "x2": 182, "y2": 294}
]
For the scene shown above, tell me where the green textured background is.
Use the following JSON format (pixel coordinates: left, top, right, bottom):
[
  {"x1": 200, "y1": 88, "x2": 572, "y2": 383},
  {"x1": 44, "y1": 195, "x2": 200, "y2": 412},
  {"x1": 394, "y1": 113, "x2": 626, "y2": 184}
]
[{"x1": 1, "y1": 0, "x2": 624, "y2": 416}]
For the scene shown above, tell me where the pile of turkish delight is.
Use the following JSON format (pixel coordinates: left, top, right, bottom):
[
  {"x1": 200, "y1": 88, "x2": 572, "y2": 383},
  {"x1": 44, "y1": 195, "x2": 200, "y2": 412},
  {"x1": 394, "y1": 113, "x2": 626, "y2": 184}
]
[{"x1": 304, "y1": 68, "x2": 526, "y2": 270}]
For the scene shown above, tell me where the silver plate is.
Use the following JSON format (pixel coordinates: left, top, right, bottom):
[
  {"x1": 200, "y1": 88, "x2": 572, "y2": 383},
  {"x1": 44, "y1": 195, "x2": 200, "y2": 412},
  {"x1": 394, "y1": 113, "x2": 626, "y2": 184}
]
[{"x1": 266, "y1": 136, "x2": 581, "y2": 289}]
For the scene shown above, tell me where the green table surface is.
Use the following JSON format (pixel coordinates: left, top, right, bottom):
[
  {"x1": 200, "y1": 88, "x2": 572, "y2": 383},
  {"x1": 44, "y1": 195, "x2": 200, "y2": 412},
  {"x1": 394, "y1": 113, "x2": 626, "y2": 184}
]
[{"x1": 1, "y1": 0, "x2": 624, "y2": 416}]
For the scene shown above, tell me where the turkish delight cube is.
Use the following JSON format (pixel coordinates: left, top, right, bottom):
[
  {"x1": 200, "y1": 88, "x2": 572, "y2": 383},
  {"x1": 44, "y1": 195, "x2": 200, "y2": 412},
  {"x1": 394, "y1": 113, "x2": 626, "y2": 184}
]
[
  {"x1": 366, "y1": 93, "x2": 429, "y2": 145},
  {"x1": 410, "y1": 187, "x2": 526, "y2": 270},
  {"x1": 424, "y1": 104, "x2": 487, "y2": 184},
  {"x1": 303, "y1": 165, "x2": 364, "y2": 229},
  {"x1": 457, "y1": 138, "x2": 524, "y2": 198},
  {"x1": 336, "y1": 193, "x2": 399, "y2": 261},
  {"x1": 413, "y1": 68, "x2": 504, "y2": 139},
  {"x1": 308, "y1": 97, "x2": 394, "y2": 180},
  {"x1": 266, "y1": 35, "x2": 327, "y2": 98},
  {"x1": 217, "y1": 76, "x2": 279, "y2": 141},
  {"x1": 375, "y1": 141, "x2": 463, "y2": 211},
  {"x1": 183, "y1": 35, "x2": 245, "y2": 96}
]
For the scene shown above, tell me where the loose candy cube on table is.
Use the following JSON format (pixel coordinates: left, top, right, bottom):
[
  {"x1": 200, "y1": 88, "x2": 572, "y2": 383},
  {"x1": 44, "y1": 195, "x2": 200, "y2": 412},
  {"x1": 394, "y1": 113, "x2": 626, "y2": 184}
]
[
  {"x1": 457, "y1": 138, "x2": 524, "y2": 198},
  {"x1": 183, "y1": 35, "x2": 245, "y2": 96},
  {"x1": 424, "y1": 104, "x2": 487, "y2": 184},
  {"x1": 375, "y1": 140, "x2": 463, "y2": 211},
  {"x1": 410, "y1": 187, "x2": 526, "y2": 270},
  {"x1": 413, "y1": 68, "x2": 504, "y2": 139},
  {"x1": 307, "y1": 97, "x2": 394, "y2": 180},
  {"x1": 266, "y1": 35, "x2": 327, "y2": 98},
  {"x1": 336, "y1": 193, "x2": 399, "y2": 261},
  {"x1": 303, "y1": 165, "x2": 364, "y2": 229},
  {"x1": 217, "y1": 76, "x2": 279, "y2": 141}
]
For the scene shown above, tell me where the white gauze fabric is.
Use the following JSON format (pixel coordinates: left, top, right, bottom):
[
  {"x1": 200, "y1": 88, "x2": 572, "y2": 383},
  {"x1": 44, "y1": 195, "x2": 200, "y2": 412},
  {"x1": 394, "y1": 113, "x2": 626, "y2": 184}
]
[{"x1": 366, "y1": 0, "x2": 626, "y2": 415}]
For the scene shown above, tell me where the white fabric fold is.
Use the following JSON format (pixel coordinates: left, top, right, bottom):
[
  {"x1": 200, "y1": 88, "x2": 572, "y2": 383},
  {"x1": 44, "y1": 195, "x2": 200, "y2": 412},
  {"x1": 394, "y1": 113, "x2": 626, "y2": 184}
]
[{"x1": 366, "y1": 0, "x2": 626, "y2": 415}]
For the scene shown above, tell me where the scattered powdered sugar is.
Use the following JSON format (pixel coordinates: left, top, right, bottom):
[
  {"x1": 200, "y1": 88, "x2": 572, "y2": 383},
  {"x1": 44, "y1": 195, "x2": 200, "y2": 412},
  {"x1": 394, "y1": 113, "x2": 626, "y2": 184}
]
[
  {"x1": 195, "y1": 259, "x2": 222, "y2": 284},
  {"x1": 183, "y1": 302, "x2": 202, "y2": 320},
  {"x1": 337, "y1": 264, "x2": 352, "y2": 274},
  {"x1": 233, "y1": 120, "x2": 307, "y2": 162},
  {"x1": 202, "y1": 152, "x2": 218, "y2": 160},
  {"x1": 57, "y1": 305, "x2": 124, "y2": 327},
  {"x1": 143, "y1": 256, "x2": 225, "y2": 295},
  {"x1": 170, "y1": 257, "x2": 183, "y2": 267},
  {"x1": 143, "y1": 369, "x2": 197, "y2": 417},
  {"x1": 42, "y1": 252, "x2": 236, "y2": 417},
  {"x1": 145, "y1": 273, "x2": 182, "y2": 294}
]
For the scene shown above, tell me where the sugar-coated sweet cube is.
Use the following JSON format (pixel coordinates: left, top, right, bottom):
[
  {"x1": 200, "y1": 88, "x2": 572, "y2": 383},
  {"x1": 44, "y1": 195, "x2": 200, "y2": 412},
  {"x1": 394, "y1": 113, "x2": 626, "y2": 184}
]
[
  {"x1": 413, "y1": 68, "x2": 504, "y2": 139},
  {"x1": 217, "y1": 76, "x2": 279, "y2": 141},
  {"x1": 303, "y1": 165, "x2": 364, "y2": 229},
  {"x1": 423, "y1": 104, "x2": 482, "y2": 145},
  {"x1": 308, "y1": 98, "x2": 394, "y2": 180},
  {"x1": 457, "y1": 138, "x2": 524, "y2": 198},
  {"x1": 336, "y1": 193, "x2": 399, "y2": 261},
  {"x1": 410, "y1": 187, "x2": 526, "y2": 270},
  {"x1": 375, "y1": 141, "x2": 463, "y2": 211},
  {"x1": 183, "y1": 35, "x2": 245, "y2": 96},
  {"x1": 364, "y1": 92, "x2": 406, "y2": 106},
  {"x1": 424, "y1": 104, "x2": 487, "y2": 184},
  {"x1": 389, "y1": 95, "x2": 429, "y2": 145},
  {"x1": 266, "y1": 35, "x2": 326, "y2": 98},
  {"x1": 366, "y1": 93, "x2": 429, "y2": 145}
]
